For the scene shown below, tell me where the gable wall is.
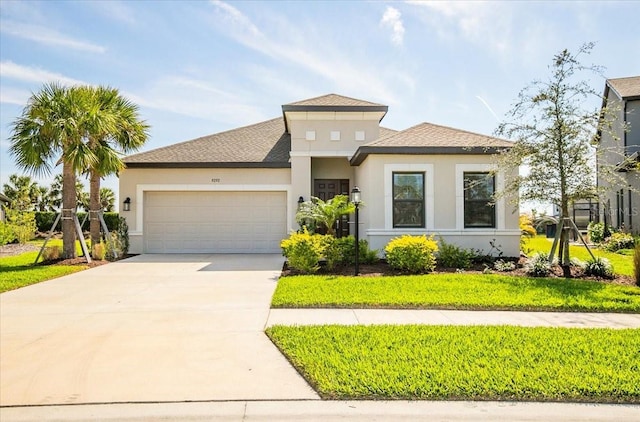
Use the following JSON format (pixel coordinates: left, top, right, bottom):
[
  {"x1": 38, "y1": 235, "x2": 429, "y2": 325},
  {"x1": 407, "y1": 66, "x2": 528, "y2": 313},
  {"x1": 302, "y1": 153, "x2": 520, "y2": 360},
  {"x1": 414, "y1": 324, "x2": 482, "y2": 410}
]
[{"x1": 289, "y1": 116, "x2": 381, "y2": 154}]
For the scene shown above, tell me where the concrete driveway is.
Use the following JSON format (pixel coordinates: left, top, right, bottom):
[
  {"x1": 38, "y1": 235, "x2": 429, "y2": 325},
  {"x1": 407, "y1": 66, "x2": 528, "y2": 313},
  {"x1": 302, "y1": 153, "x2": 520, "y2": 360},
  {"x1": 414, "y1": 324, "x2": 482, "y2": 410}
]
[{"x1": 0, "y1": 254, "x2": 318, "y2": 406}]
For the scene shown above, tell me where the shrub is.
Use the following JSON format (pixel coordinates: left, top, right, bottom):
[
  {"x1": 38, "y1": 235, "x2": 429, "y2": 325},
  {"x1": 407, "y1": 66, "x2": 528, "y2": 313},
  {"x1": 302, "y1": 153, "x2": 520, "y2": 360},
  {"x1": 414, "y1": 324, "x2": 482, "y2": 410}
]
[
  {"x1": 329, "y1": 236, "x2": 379, "y2": 266},
  {"x1": 602, "y1": 232, "x2": 635, "y2": 252},
  {"x1": 437, "y1": 239, "x2": 475, "y2": 269},
  {"x1": 587, "y1": 222, "x2": 614, "y2": 244},
  {"x1": 494, "y1": 259, "x2": 516, "y2": 272},
  {"x1": 5, "y1": 209, "x2": 36, "y2": 244},
  {"x1": 525, "y1": 252, "x2": 551, "y2": 277},
  {"x1": 520, "y1": 214, "x2": 536, "y2": 253},
  {"x1": 583, "y1": 257, "x2": 614, "y2": 279},
  {"x1": 634, "y1": 244, "x2": 640, "y2": 286},
  {"x1": 281, "y1": 229, "x2": 325, "y2": 274},
  {"x1": 92, "y1": 242, "x2": 107, "y2": 260},
  {"x1": 116, "y1": 216, "x2": 130, "y2": 256},
  {"x1": 41, "y1": 246, "x2": 61, "y2": 262},
  {"x1": 0, "y1": 222, "x2": 15, "y2": 245},
  {"x1": 34, "y1": 211, "x2": 121, "y2": 233},
  {"x1": 384, "y1": 235, "x2": 438, "y2": 274}
]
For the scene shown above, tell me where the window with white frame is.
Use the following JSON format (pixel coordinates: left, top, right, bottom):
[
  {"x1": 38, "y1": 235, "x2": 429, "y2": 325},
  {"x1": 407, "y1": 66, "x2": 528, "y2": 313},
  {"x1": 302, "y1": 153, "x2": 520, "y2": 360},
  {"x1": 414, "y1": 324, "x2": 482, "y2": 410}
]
[
  {"x1": 463, "y1": 172, "x2": 495, "y2": 228},
  {"x1": 392, "y1": 172, "x2": 425, "y2": 228}
]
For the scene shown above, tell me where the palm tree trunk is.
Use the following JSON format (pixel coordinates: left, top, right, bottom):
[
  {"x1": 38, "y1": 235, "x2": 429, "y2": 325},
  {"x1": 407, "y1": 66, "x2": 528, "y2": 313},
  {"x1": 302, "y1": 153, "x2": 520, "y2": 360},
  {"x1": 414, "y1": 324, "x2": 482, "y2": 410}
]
[
  {"x1": 89, "y1": 170, "x2": 101, "y2": 251},
  {"x1": 62, "y1": 161, "x2": 77, "y2": 259}
]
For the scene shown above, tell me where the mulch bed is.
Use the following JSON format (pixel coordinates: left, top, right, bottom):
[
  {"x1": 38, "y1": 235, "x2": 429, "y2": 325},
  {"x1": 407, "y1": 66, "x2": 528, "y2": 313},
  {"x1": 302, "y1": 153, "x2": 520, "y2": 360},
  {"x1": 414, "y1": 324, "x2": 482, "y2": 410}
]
[{"x1": 282, "y1": 259, "x2": 638, "y2": 287}]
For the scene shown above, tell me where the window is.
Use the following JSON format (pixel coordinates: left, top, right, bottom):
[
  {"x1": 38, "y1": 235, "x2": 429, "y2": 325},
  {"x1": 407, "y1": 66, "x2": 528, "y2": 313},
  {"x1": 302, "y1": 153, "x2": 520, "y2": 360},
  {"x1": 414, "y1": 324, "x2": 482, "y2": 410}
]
[
  {"x1": 464, "y1": 172, "x2": 495, "y2": 228},
  {"x1": 393, "y1": 172, "x2": 424, "y2": 228},
  {"x1": 305, "y1": 130, "x2": 316, "y2": 141}
]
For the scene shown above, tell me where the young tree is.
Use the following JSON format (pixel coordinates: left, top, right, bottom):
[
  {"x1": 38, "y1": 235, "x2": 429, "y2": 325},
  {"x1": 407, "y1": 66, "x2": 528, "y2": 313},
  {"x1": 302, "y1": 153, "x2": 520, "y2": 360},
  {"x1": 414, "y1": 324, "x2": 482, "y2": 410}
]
[{"x1": 495, "y1": 43, "x2": 611, "y2": 277}]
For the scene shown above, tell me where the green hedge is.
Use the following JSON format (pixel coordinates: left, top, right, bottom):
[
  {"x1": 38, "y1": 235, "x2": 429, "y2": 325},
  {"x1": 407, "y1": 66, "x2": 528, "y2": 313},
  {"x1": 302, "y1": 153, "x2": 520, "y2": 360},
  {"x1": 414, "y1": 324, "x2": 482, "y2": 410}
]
[{"x1": 34, "y1": 211, "x2": 121, "y2": 232}]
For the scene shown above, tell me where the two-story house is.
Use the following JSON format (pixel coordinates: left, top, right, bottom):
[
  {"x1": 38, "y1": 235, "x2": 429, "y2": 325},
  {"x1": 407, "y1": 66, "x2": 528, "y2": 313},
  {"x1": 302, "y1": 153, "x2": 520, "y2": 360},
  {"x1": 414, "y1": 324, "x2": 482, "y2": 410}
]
[
  {"x1": 119, "y1": 94, "x2": 519, "y2": 256},
  {"x1": 597, "y1": 76, "x2": 640, "y2": 232}
]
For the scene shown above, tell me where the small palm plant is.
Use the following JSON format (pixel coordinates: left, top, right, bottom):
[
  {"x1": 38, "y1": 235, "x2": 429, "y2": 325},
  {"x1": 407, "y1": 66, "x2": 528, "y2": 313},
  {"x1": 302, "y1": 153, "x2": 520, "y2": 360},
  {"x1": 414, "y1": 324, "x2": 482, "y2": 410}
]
[{"x1": 296, "y1": 194, "x2": 355, "y2": 236}]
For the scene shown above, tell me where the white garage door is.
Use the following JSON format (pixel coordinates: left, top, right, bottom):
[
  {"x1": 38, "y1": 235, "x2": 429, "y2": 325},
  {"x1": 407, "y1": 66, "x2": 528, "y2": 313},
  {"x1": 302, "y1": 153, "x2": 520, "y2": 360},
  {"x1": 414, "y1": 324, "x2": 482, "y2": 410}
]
[{"x1": 144, "y1": 191, "x2": 287, "y2": 253}]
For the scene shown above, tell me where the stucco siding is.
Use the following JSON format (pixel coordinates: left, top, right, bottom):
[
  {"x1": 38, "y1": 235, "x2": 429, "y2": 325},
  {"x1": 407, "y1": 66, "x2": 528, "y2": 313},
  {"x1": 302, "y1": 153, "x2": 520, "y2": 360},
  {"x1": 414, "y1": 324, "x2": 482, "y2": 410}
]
[
  {"x1": 353, "y1": 154, "x2": 519, "y2": 257},
  {"x1": 119, "y1": 167, "x2": 292, "y2": 253},
  {"x1": 289, "y1": 119, "x2": 380, "y2": 154}
]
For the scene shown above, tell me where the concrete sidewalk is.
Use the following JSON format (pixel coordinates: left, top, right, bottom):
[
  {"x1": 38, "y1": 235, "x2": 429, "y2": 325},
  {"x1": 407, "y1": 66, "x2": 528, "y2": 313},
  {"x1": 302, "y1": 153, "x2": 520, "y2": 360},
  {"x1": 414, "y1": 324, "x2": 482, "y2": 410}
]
[
  {"x1": 2, "y1": 400, "x2": 639, "y2": 421},
  {"x1": 266, "y1": 308, "x2": 640, "y2": 328}
]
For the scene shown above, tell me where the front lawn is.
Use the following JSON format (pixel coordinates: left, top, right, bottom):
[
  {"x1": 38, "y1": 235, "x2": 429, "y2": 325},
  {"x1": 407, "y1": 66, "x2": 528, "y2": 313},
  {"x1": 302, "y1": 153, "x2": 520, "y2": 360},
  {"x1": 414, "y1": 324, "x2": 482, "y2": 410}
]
[
  {"x1": 267, "y1": 324, "x2": 640, "y2": 402},
  {"x1": 272, "y1": 273, "x2": 640, "y2": 312},
  {"x1": 526, "y1": 236, "x2": 633, "y2": 276},
  {"x1": 0, "y1": 244, "x2": 89, "y2": 293}
]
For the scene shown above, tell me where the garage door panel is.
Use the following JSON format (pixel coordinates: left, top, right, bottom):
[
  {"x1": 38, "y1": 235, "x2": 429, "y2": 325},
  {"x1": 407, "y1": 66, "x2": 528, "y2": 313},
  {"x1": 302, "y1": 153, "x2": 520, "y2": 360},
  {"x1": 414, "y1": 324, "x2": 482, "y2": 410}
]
[{"x1": 144, "y1": 191, "x2": 287, "y2": 253}]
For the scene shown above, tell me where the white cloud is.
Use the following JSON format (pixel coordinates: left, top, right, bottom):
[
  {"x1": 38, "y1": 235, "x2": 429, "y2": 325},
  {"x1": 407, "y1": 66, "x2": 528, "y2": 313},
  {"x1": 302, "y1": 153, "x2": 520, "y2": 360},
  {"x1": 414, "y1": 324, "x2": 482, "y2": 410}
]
[
  {"x1": 124, "y1": 76, "x2": 268, "y2": 126},
  {"x1": 407, "y1": 1, "x2": 511, "y2": 53},
  {"x1": 0, "y1": 20, "x2": 106, "y2": 53},
  {"x1": 0, "y1": 86, "x2": 30, "y2": 105},
  {"x1": 0, "y1": 61, "x2": 87, "y2": 86},
  {"x1": 208, "y1": 1, "x2": 405, "y2": 104},
  {"x1": 380, "y1": 6, "x2": 405, "y2": 46}
]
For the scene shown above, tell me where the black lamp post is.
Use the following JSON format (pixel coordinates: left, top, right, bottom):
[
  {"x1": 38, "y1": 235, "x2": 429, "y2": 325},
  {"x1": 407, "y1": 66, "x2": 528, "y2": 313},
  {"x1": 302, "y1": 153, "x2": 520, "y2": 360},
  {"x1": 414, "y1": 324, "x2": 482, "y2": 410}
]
[
  {"x1": 351, "y1": 187, "x2": 361, "y2": 276},
  {"x1": 123, "y1": 197, "x2": 131, "y2": 212}
]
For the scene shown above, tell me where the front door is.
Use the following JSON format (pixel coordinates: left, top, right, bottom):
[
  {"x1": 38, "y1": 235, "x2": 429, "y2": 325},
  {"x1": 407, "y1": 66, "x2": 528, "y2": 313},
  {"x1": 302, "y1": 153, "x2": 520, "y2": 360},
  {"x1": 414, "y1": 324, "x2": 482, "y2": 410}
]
[{"x1": 314, "y1": 179, "x2": 350, "y2": 237}]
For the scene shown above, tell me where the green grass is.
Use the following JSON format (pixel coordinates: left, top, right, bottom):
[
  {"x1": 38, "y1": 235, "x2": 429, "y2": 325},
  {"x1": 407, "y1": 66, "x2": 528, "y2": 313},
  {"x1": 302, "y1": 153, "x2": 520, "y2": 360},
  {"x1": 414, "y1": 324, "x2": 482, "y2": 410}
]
[
  {"x1": 267, "y1": 325, "x2": 640, "y2": 402},
  {"x1": 0, "y1": 240, "x2": 89, "y2": 293},
  {"x1": 272, "y1": 274, "x2": 640, "y2": 312},
  {"x1": 525, "y1": 236, "x2": 633, "y2": 276}
]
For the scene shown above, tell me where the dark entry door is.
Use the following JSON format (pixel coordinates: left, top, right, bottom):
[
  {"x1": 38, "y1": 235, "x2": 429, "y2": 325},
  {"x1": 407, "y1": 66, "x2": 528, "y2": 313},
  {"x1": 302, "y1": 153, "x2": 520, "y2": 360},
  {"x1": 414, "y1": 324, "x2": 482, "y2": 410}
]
[{"x1": 314, "y1": 179, "x2": 350, "y2": 237}]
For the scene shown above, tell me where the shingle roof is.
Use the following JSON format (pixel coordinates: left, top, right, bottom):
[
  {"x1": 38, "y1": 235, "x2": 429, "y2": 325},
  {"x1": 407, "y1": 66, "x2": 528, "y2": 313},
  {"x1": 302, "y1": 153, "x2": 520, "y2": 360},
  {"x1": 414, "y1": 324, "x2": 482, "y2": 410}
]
[
  {"x1": 351, "y1": 122, "x2": 512, "y2": 165},
  {"x1": 285, "y1": 93, "x2": 385, "y2": 107},
  {"x1": 124, "y1": 117, "x2": 291, "y2": 168},
  {"x1": 607, "y1": 76, "x2": 640, "y2": 99}
]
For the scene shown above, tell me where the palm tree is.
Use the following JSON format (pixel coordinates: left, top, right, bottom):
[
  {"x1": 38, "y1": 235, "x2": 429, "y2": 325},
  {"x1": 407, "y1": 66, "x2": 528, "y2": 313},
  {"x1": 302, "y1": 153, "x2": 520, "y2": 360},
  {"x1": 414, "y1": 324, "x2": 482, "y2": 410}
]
[
  {"x1": 9, "y1": 83, "x2": 99, "y2": 258},
  {"x1": 99, "y1": 187, "x2": 116, "y2": 212},
  {"x1": 296, "y1": 195, "x2": 355, "y2": 236},
  {"x1": 80, "y1": 86, "x2": 148, "y2": 249},
  {"x1": 2, "y1": 174, "x2": 40, "y2": 211}
]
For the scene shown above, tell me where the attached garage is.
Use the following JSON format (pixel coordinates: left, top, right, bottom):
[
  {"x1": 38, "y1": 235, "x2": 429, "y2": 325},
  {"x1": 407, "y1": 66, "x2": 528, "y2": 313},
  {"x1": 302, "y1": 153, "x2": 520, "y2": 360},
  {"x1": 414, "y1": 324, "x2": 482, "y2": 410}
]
[{"x1": 144, "y1": 191, "x2": 287, "y2": 253}]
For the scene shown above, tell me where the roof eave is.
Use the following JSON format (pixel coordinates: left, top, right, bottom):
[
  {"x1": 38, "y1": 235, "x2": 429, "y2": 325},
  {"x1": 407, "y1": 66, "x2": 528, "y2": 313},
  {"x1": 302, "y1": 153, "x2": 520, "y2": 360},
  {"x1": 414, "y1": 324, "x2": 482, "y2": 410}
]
[
  {"x1": 282, "y1": 104, "x2": 389, "y2": 132},
  {"x1": 350, "y1": 146, "x2": 510, "y2": 166},
  {"x1": 124, "y1": 162, "x2": 291, "y2": 169}
]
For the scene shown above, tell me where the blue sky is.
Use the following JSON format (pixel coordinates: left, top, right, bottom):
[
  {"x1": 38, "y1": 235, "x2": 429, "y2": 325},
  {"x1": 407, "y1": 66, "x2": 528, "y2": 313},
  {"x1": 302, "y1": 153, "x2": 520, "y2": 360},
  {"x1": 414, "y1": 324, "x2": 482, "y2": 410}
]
[{"x1": 1, "y1": 0, "x2": 639, "y2": 207}]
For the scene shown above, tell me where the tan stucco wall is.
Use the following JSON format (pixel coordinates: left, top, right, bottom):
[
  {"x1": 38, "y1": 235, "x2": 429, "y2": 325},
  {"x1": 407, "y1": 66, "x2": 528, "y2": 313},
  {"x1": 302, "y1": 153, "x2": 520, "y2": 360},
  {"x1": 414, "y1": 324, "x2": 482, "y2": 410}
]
[
  {"x1": 119, "y1": 167, "x2": 292, "y2": 253},
  {"x1": 289, "y1": 116, "x2": 381, "y2": 153},
  {"x1": 354, "y1": 154, "x2": 520, "y2": 257}
]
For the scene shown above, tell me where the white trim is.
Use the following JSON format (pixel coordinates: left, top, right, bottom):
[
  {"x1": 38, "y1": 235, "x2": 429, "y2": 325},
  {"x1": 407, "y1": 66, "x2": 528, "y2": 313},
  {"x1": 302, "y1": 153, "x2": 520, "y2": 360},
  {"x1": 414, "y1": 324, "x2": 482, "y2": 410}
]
[
  {"x1": 135, "y1": 184, "x2": 293, "y2": 235},
  {"x1": 355, "y1": 130, "x2": 366, "y2": 141},
  {"x1": 366, "y1": 229, "x2": 521, "y2": 236},
  {"x1": 289, "y1": 150, "x2": 355, "y2": 158},
  {"x1": 305, "y1": 130, "x2": 316, "y2": 141},
  {"x1": 455, "y1": 164, "x2": 504, "y2": 230},
  {"x1": 384, "y1": 164, "x2": 434, "y2": 230}
]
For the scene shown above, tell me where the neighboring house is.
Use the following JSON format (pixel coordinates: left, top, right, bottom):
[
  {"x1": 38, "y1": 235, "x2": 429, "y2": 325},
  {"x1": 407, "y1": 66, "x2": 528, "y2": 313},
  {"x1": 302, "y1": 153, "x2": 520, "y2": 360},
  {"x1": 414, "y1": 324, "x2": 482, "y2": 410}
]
[
  {"x1": 596, "y1": 76, "x2": 640, "y2": 232},
  {"x1": 0, "y1": 193, "x2": 9, "y2": 221},
  {"x1": 120, "y1": 94, "x2": 519, "y2": 256}
]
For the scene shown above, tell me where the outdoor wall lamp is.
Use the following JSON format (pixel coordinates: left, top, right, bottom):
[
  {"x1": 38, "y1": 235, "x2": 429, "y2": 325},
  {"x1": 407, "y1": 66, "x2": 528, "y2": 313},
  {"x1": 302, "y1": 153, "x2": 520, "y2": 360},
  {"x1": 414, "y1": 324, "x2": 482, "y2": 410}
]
[
  {"x1": 123, "y1": 197, "x2": 131, "y2": 212},
  {"x1": 351, "y1": 187, "x2": 361, "y2": 275},
  {"x1": 298, "y1": 196, "x2": 304, "y2": 205}
]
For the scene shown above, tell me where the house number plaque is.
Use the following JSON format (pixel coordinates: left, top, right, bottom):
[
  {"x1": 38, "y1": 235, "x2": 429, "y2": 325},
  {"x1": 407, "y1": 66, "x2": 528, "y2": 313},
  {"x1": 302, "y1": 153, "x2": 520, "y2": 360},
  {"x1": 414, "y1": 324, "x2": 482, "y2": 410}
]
[{"x1": 211, "y1": 178, "x2": 221, "y2": 183}]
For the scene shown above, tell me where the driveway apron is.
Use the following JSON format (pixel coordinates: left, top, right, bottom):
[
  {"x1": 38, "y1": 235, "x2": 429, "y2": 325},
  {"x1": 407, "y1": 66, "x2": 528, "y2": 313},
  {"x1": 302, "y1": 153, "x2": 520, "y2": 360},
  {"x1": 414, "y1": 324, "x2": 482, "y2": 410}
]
[{"x1": 0, "y1": 254, "x2": 318, "y2": 406}]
